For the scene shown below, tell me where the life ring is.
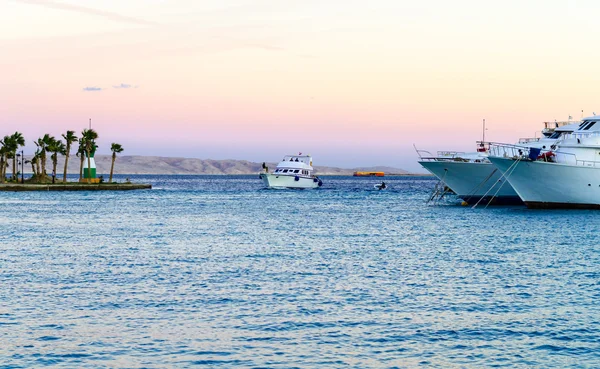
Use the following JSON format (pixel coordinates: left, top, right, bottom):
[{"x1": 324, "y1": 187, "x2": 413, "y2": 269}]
[{"x1": 294, "y1": 176, "x2": 300, "y2": 181}]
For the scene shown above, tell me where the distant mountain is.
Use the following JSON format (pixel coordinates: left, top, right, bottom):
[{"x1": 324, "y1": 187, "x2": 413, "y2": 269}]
[{"x1": 25, "y1": 155, "x2": 411, "y2": 175}]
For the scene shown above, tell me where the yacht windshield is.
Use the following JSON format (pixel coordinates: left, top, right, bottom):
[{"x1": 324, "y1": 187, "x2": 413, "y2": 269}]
[
  {"x1": 549, "y1": 131, "x2": 562, "y2": 139},
  {"x1": 583, "y1": 121, "x2": 597, "y2": 130}
]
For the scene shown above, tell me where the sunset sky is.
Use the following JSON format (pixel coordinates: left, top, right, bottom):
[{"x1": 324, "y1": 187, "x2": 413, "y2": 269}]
[{"x1": 1, "y1": 0, "x2": 599, "y2": 172}]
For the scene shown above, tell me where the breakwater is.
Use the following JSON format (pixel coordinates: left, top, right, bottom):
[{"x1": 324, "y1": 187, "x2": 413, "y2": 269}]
[{"x1": 0, "y1": 183, "x2": 151, "y2": 191}]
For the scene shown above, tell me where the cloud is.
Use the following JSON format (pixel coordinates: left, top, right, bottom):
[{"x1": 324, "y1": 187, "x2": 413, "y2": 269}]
[
  {"x1": 113, "y1": 83, "x2": 133, "y2": 89},
  {"x1": 11, "y1": 0, "x2": 158, "y2": 26},
  {"x1": 82, "y1": 86, "x2": 102, "y2": 92}
]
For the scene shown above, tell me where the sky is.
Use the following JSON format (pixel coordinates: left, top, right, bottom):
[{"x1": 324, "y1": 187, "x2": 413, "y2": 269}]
[{"x1": 1, "y1": 0, "x2": 599, "y2": 172}]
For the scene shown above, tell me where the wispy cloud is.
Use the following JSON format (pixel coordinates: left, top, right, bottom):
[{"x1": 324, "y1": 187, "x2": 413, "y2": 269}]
[
  {"x1": 11, "y1": 0, "x2": 158, "y2": 26},
  {"x1": 113, "y1": 83, "x2": 134, "y2": 89},
  {"x1": 82, "y1": 86, "x2": 102, "y2": 92}
]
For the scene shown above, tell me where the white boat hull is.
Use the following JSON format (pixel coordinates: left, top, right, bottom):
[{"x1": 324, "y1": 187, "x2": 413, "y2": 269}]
[
  {"x1": 489, "y1": 156, "x2": 600, "y2": 209},
  {"x1": 418, "y1": 160, "x2": 522, "y2": 205},
  {"x1": 259, "y1": 173, "x2": 321, "y2": 189}
]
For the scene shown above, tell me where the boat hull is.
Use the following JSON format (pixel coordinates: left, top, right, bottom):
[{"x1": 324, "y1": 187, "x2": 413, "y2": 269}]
[
  {"x1": 259, "y1": 173, "x2": 321, "y2": 189},
  {"x1": 488, "y1": 156, "x2": 600, "y2": 209},
  {"x1": 418, "y1": 160, "x2": 522, "y2": 205}
]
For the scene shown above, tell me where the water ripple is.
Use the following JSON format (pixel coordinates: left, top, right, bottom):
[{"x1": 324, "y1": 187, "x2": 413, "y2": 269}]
[{"x1": 1, "y1": 175, "x2": 599, "y2": 368}]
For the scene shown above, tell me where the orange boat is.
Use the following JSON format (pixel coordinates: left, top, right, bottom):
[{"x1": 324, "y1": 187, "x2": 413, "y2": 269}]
[{"x1": 353, "y1": 171, "x2": 384, "y2": 177}]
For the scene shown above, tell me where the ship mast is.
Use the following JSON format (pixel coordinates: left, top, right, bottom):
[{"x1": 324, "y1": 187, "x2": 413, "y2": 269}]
[{"x1": 482, "y1": 119, "x2": 486, "y2": 143}]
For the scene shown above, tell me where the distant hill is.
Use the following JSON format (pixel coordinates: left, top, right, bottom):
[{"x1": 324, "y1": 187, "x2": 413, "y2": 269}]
[{"x1": 23, "y1": 155, "x2": 411, "y2": 175}]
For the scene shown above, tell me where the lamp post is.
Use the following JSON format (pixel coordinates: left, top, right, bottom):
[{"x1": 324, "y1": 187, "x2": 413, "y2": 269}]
[
  {"x1": 20, "y1": 150, "x2": 24, "y2": 183},
  {"x1": 17, "y1": 151, "x2": 25, "y2": 183},
  {"x1": 16, "y1": 152, "x2": 21, "y2": 183}
]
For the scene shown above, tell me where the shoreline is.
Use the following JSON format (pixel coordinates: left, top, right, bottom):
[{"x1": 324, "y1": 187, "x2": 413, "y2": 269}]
[
  {"x1": 0, "y1": 183, "x2": 152, "y2": 191},
  {"x1": 11, "y1": 173, "x2": 433, "y2": 177}
]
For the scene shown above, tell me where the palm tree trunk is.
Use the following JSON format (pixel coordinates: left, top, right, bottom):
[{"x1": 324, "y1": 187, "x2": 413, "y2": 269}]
[
  {"x1": 86, "y1": 150, "x2": 91, "y2": 184},
  {"x1": 63, "y1": 151, "x2": 70, "y2": 182},
  {"x1": 31, "y1": 162, "x2": 36, "y2": 177},
  {"x1": 2, "y1": 155, "x2": 7, "y2": 183},
  {"x1": 2, "y1": 157, "x2": 8, "y2": 184},
  {"x1": 12, "y1": 155, "x2": 16, "y2": 182},
  {"x1": 79, "y1": 155, "x2": 84, "y2": 182},
  {"x1": 0, "y1": 156, "x2": 4, "y2": 184},
  {"x1": 109, "y1": 153, "x2": 116, "y2": 183},
  {"x1": 52, "y1": 157, "x2": 58, "y2": 184},
  {"x1": 41, "y1": 152, "x2": 46, "y2": 176}
]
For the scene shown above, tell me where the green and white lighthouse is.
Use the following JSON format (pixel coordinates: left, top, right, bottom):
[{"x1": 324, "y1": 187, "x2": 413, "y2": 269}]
[{"x1": 83, "y1": 143, "x2": 97, "y2": 180}]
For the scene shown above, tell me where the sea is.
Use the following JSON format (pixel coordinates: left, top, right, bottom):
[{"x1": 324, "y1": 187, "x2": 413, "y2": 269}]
[{"x1": 1, "y1": 175, "x2": 599, "y2": 368}]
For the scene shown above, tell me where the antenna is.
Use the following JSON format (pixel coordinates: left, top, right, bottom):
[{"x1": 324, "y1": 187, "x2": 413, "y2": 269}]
[{"x1": 89, "y1": 118, "x2": 92, "y2": 130}]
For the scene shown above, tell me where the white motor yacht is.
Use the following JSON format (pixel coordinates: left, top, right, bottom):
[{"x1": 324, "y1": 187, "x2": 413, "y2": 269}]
[
  {"x1": 417, "y1": 122, "x2": 578, "y2": 205},
  {"x1": 488, "y1": 116, "x2": 600, "y2": 209},
  {"x1": 259, "y1": 154, "x2": 323, "y2": 189}
]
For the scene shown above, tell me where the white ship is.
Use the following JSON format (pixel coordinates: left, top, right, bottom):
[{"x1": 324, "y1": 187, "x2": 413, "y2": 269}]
[
  {"x1": 417, "y1": 146, "x2": 521, "y2": 205},
  {"x1": 259, "y1": 154, "x2": 323, "y2": 189},
  {"x1": 417, "y1": 121, "x2": 578, "y2": 205},
  {"x1": 488, "y1": 115, "x2": 600, "y2": 209}
]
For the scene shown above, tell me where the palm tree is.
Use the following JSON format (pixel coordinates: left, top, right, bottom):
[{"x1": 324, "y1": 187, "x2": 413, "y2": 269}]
[
  {"x1": 36, "y1": 134, "x2": 53, "y2": 178},
  {"x1": 109, "y1": 143, "x2": 124, "y2": 183},
  {"x1": 81, "y1": 129, "x2": 98, "y2": 184},
  {"x1": 47, "y1": 137, "x2": 66, "y2": 183},
  {"x1": 10, "y1": 132, "x2": 25, "y2": 182},
  {"x1": 6, "y1": 151, "x2": 15, "y2": 181},
  {"x1": 76, "y1": 137, "x2": 85, "y2": 182},
  {"x1": 25, "y1": 156, "x2": 37, "y2": 177},
  {"x1": 34, "y1": 150, "x2": 41, "y2": 178},
  {"x1": 0, "y1": 136, "x2": 8, "y2": 184},
  {"x1": 61, "y1": 130, "x2": 77, "y2": 183}
]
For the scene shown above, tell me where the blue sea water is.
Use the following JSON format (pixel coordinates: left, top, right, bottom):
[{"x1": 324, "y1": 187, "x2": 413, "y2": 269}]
[{"x1": 1, "y1": 175, "x2": 600, "y2": 368}]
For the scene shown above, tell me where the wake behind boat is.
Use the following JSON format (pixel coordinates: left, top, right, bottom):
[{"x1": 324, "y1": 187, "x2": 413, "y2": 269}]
[
  {"x1": 259, "y1": 154, "x2": 323, "y2": 189},
  {"x1": 374, "y1": 182, "x2": 387, "y2": 190}
]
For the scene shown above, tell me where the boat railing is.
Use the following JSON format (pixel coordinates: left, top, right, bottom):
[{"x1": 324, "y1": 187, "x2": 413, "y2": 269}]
[
  {"x1": 414, "y1": 146, "x2": 433, "y2": 160},
  {"x1": 414, "y1": 144, "x2": 470, "y2": 161},
  {"x1": 418, "y1": 156, "x2": 478, "y2": 162},
  {"x1": 488, "y1": 142, "x2": 532, "y2": 159},
  {"x1": 488, "y1": 142, "x2": 600, "y2": 167},
  {"x1": 436, "y1": 150, "x2": 467, "y2": 157},
  {"x1": 543, "y1": 120, "x2": 576, "y2": 130},
  {"x1": 561, "y1": 131, "x2": 600, "y2": 140},
  {"x1": 518, "y1": 137, "x2": 540, "y2": 144}
]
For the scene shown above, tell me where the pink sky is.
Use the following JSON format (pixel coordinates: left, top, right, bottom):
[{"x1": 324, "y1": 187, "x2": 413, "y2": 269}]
[{"x1": 1, "y1": 0, "x2": 599, "y2": 172}]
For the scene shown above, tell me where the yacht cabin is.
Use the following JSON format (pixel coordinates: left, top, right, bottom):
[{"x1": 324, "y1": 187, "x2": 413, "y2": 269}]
[{"x1": 272, "y1": 155, "x2": 314, "y2": 177}]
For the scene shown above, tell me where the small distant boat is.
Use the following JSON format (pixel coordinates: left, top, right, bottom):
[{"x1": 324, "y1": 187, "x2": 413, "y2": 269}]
[
  {"x1": 354, "y1": 171, "x2": 384, "y2": 177},
  {"x1": 259, "y1": 154, "x2": 323, "y2": 189},
  {"x1": 374, "y1": 182, "x2": 387, "y2": 190}
]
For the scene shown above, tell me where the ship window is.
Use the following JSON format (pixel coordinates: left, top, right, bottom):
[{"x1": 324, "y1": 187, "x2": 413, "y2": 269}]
[
  {"x1": 549, "y1": 131, "x2": 562, "y2": 139},
  {"x1": 294, "y1": 169, "x2": 300, "y2": 173},
  {"x1": 584, "y1": 121, "x2": 597, "y2": 130},
  {"x1": 579, "y1": 121, "x2": 588, "y2": 129},
  {"x1": 283, "y1": 169, "x2": 288, "y2": 173}
]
